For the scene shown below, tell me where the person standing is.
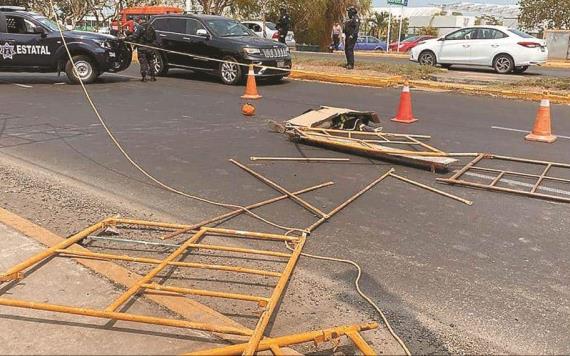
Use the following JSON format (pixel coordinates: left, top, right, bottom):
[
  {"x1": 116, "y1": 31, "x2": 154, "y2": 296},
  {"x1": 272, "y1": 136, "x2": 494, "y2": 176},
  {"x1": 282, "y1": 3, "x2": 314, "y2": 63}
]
[
  {"x1": 127, "y1": 17, "x2": 158, "y2": 82},
  {"x1": 276, "y1": 7, "x2": 290, "y2": 44},
  {"x1": 343, "y1": 6, "x2": 360, "y2": 70},
  {"x1": 331, "y1": 22, "x2": 342, "y2": 51}
]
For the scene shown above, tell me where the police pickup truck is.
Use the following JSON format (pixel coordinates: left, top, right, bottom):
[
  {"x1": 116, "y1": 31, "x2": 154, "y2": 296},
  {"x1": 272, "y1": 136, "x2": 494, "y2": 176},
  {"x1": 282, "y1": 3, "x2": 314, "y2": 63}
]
[{"x1": 0, "y1": 7, "x2": 131, "y2": 83}]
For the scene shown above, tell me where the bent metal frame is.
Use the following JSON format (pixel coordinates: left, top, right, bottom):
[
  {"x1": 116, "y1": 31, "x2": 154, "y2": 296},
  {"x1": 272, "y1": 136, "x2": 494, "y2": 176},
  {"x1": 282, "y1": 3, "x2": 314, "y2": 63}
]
[
  {"x1": 437, "y1": 153, "x2": 570, "y2": 203},
  {"x1": 0, "y1": 217, "x2": 308, "y2": 355}
]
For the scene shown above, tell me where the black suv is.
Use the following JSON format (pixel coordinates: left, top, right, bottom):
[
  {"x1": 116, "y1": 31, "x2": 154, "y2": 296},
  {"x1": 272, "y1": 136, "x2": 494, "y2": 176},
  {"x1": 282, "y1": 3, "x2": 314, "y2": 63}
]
[
  {"x1": 0, "y1": 6, "x2": 131, "y2": 83},
  {"x1": 150, "y1": 14, "x2": 292, "y2": 85}
]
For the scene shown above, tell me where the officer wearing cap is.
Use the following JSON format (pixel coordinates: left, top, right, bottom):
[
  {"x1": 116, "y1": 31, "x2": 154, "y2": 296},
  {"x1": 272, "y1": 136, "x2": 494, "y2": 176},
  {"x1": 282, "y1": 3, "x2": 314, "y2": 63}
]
[
  {"x1": 276, "y1": 7, "x2": 291, "y2": 44},
  {"x1": 343, "y1": 6, "x2": 360, "y2": 70}
]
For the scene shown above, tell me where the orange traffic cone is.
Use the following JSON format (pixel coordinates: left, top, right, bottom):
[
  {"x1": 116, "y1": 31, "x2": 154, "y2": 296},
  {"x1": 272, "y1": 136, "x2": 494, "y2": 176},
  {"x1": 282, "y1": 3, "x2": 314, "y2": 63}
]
[
  {"x1": 241, "y1": 64, "x2": 262, "y2": 100},
  {"x1": 241, "y1": 102, "x2": 256, "y2": 117},
  {"x1": 525, "y1": 98, "x2": 557, "y2": 143},
  {"x1": 391, "y1": 81, "x2": 417, "y2": 124}
]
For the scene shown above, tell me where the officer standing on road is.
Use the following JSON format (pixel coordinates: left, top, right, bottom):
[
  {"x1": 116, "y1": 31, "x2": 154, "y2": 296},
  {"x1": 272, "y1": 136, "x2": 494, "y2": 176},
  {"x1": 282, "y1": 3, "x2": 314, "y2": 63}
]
[
  {"x1": 127, "y1": 17, "x2": 157, "y2": 82},
  {"x1": 343, "y1": 6, "x2": 360, "y2": 70},
  {"x1": 276, "y1": 7, "x2": 291, "y2": 44}
]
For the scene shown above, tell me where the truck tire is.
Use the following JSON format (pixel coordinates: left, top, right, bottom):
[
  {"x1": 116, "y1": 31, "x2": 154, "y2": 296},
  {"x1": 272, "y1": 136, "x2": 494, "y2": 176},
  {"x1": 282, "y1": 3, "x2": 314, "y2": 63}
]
[{"x1": 65, "y1": 55, "x2": 98, "y2": 84}]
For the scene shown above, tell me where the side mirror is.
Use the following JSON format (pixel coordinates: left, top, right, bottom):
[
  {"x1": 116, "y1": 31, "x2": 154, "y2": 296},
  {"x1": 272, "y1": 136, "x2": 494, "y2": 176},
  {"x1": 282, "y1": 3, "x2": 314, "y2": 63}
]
[
  {"x1": 35, "y1": 27, "x2": 47, "y2": 37},
  {"x1": 196, "y1": 29, "x2": 209, "y2": 39}
]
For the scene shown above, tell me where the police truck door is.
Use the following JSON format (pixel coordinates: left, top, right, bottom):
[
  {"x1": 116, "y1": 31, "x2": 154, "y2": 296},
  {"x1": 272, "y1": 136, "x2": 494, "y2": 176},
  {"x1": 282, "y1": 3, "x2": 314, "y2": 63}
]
[{"x1": 2, "y1": 14, "x2": 54, "y2": 68}]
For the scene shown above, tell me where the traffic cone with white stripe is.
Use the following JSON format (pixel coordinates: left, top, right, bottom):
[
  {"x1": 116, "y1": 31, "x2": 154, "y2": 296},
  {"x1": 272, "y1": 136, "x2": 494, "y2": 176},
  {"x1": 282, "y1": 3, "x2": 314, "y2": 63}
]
[
  {"x1": 241, "y1": 64, "x2": 262, "y2": 100},
  {"x1": 391, "y1": 80, "x2": 417, "y2": 124},
  {"x1": 525, "y1": 97, "x2": 557, "y2": 143}
]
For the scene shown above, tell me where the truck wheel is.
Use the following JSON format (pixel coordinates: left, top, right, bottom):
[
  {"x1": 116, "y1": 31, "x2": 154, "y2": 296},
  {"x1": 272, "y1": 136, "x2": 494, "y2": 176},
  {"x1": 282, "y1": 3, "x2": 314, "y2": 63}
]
[
  {"x1": 219, "y1": 56, "x2": 244, "y2": 85},
  {"x1": 65, "y1": 55, "x2": 98, "y2": 84}
]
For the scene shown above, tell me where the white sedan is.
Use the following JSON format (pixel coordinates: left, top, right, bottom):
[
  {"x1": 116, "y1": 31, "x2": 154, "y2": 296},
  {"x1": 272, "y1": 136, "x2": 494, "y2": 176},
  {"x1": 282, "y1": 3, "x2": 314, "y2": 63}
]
[
  {"x1": 242, "y1": 20, "x2": 296, "y2": 48},
  {"x1": 410, "y1": 26, "x2": 548, "y2": 74}
]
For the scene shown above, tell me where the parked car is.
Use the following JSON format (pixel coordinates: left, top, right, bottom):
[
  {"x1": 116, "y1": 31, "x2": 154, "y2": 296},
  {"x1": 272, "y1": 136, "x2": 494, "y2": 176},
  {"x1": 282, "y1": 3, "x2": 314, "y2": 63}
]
[
  {"x1": 410, "y1": 26, "x2": 547, "y2": 74},
  {"x1": 241, "y1": 20, "x2": 296, "y2": 48},
  {"x1": 388, "y1": 35, "x2": 435, "y2": 52},
  {"x1": 150, "y1": 14, "x2": 292, "y2": 85},
  {"x1": 0, "y1": 6, "x2": 132, "y2": 83},
  {"x1": 339, "y1": 35, "x2": 387, "y2": 51}
]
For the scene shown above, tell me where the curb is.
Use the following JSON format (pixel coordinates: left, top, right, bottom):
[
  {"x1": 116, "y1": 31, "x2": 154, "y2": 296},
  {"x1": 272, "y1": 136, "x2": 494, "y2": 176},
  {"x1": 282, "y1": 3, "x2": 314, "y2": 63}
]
[
  {"x1": 0, "y1": 208, "x2": 250, "y2": 347},
  {"x1": 290, "y1": 70, "x2": 570, "y2": 105}
]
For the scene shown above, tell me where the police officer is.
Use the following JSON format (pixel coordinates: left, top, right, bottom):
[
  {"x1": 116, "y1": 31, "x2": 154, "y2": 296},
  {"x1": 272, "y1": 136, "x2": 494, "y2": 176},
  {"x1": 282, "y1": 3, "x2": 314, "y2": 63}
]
[
  {"x1": 276, "y1": 7, "x2": 290, "y2": 44},
  {"x1": 127, "y1": 17, "x2": 157, "y2": 82},
  {"x1": 343, "y1": 6, "x2": 360, "y2": 70}
]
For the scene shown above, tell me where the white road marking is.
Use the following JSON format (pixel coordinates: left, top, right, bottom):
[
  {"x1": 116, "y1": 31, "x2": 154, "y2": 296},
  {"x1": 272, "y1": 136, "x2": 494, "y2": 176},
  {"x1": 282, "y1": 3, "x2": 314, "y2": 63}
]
[
  {"x1": 492, "y1": 126, "x2": 570, "y2": 140},
  {"x1": 462, "y1": 171, "x2": 570, "y2": 197},
  {"x1": 0, "y1": 79, "x2": 32, "y2": 88}
]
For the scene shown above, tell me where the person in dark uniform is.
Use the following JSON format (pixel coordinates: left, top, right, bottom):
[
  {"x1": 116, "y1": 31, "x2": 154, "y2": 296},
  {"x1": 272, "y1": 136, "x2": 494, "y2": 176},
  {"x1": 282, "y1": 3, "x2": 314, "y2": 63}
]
[
  {"x1": 343, "y1": 6, "x2": 360, "y2": 70},
  {"x1": 275, "y1": 7, "x2": 290, "y2": 44},
  {"x1": 127, "y1": 17, "x2": 157, "y2": 82}
]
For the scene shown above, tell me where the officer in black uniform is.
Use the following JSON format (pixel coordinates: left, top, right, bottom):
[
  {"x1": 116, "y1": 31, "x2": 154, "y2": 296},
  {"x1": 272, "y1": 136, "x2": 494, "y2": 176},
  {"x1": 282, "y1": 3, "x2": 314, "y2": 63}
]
[
  {"x1": 127, "y1": 17, "x2": 157, "y2": 82},
  {"x1": 275, "y1": 7, "x2": 290, "y2": 44},
  {"x1": 343, "y1": 6, "x2": 360, "y2": 70}
]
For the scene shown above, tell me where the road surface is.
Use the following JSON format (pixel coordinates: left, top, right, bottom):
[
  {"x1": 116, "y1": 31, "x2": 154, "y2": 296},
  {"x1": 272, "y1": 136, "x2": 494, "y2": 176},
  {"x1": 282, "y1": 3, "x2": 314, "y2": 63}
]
[{"x1": 0, "y1": 68, "x2": 569, "y2": 354}]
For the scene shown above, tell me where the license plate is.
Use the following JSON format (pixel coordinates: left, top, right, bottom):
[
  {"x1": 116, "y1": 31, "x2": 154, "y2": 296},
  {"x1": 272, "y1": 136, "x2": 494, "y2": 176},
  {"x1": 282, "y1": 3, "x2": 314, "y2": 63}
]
[{"x1": 277, "y1": 61, "x2": 286, "y2": 68}]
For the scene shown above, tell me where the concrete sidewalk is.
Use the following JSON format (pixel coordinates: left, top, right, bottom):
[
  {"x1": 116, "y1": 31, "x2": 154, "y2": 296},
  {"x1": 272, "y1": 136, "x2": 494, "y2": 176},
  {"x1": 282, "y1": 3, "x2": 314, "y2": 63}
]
[{"x1": 0, "y1": 223, "x2": 217, "y2": 355}]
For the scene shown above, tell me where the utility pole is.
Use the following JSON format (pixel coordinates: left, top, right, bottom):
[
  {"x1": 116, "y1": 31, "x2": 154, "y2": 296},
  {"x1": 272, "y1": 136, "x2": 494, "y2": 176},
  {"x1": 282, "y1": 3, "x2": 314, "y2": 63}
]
[
  {"x1": 386, "y1": 6, "x2": 392, "y2": 52},
  {"x1": 397, "y1": 5, "x2": 404, "y2": 52}
]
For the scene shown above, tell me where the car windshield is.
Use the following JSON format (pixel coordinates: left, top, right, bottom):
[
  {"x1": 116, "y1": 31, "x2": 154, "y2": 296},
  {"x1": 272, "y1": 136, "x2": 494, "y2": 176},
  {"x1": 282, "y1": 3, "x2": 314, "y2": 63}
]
[
  {"x1": 33, "y1": 16, "x2": 58, "y2": 31},
  {"x1": 206, "y1": 19, "x2": 252, "y2": 37},
  {"x1": 508, "y1": 29, "x2": 534, "y2": 39}
]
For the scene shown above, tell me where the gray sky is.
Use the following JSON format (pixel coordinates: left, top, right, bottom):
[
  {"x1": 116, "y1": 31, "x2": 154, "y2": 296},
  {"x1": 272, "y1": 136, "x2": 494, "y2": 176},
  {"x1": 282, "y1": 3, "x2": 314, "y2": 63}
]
[{"x1": 373, "y1": 0, "x2": 517, "y2": 6}]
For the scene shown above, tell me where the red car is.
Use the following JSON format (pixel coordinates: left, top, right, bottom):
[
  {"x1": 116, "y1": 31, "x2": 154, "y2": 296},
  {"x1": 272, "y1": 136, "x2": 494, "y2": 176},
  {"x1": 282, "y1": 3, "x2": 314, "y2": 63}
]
[{"x1": 388, "y1": 35, "x2": 435, "y2": 52}]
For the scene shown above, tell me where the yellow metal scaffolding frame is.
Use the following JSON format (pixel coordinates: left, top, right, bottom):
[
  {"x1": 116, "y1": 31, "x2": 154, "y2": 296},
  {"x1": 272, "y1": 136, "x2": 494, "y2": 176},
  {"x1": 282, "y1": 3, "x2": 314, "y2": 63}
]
[
  {"x1": 437, "y1": 153, "x2": 570, "y2": 203},
  {"x1": 0, "y1": 218, "x2": 310, "y2": 355},
  {"x1": 185, "y1": 322, "x2": 379, "y2": 355}
]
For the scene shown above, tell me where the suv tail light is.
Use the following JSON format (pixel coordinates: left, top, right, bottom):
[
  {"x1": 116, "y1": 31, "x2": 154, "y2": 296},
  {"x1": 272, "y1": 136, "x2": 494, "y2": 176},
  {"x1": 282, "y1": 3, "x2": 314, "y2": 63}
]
[
  {"x1": 518, "y1": 41, "x2": 541, "y2": 48},
  {"x1": 272, "y1": 32, "x2": 279, "y2": 40}
]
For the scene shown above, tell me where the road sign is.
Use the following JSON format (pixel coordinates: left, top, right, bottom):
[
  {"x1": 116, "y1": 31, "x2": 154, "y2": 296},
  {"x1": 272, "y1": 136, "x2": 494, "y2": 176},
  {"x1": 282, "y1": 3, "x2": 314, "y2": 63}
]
[{"x1": 388, "y1": 0, "x2": 408, "y2": 6}]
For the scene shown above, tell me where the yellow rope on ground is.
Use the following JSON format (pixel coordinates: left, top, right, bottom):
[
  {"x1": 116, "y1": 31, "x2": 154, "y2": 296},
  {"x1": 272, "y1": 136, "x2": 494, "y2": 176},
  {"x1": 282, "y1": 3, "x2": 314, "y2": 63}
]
[
  {"x1": 49, "y1": 0, "x2": 307, "y2": 236},
  {"x1": 284, "y1": 234, "x2": 412, "y2": 356}
]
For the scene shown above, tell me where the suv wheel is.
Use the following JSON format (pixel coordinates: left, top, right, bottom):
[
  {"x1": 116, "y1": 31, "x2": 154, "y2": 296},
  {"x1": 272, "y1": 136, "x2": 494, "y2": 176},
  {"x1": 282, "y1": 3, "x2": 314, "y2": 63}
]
[
  {"x1": 65, "y1": 55, "x2": 98, "y2": 84},
  {"x1": 152, "y1": 52, "x2": 169, "y2": 76},
  {"x1": 219, "y1": 56, "x2": 243, "y2": 85},
  {"x1": 418, "y1": 51, "x2": 436, "y2": 66},
  {"x1": 493, "y1": 54, "x2": 514, "y2": 74}
]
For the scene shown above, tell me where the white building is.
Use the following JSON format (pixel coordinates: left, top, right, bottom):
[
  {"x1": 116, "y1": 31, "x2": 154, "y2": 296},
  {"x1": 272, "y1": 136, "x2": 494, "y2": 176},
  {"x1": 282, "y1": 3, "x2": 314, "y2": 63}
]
[{"x1": 371, "y1": 2, "x2": 520, "y2": 37}]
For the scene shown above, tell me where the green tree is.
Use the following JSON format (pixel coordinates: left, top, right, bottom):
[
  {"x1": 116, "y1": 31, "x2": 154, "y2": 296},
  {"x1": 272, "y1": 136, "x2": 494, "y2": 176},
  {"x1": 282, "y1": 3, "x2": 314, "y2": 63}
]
[
  {"x1": 519, "y1": 0, "x2": 570, "y2": 30},
  {"x1": 368, "y1": 11, "x2": 389, "y2": 38},
  {"x1": 232, "y1": 0, "x2": 371, "y2": 49}
]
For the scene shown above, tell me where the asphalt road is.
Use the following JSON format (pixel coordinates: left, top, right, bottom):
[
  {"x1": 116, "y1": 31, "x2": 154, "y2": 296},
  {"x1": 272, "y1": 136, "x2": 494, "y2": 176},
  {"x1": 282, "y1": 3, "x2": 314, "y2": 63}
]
[
  {"x1": 0, "y1": 68, "x2": 569, "y2": 354},
  {"x1": 293, "y1": 50, "x2": 570, "y2": 78}
]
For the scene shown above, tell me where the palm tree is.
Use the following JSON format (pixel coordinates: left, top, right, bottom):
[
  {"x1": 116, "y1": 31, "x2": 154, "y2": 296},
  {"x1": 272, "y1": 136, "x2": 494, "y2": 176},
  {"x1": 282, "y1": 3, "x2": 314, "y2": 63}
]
[{"x1": 368, "y1": 11, "x2": 389, "y2": 39}]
